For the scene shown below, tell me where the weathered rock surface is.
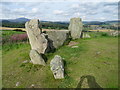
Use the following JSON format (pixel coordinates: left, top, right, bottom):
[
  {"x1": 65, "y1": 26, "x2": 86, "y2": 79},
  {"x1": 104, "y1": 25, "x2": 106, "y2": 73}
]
[
  {"x1": 68, "y1": 17, "x2": 83, "y2": 39},
  {"x1": 82, "y1": 32, "x2": 91, "y2": 38},
  {"x1": 25, "y1": 19, "x2": 48, "y2": 54},
  {"x1": 45, "y1": 30, "x2": 70, "y2": 49},
  {"x1": 50, "y1": 55, "x2": 64, "y2": 79},
  {"x1": 30, "y1": 49, "x2": 46, "y2": 66}
]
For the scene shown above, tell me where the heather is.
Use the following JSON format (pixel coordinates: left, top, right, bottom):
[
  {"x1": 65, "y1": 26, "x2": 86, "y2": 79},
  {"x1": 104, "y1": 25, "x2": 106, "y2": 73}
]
[{"x1": 2, "y1": 30, "x2": 28, "y2": 44}]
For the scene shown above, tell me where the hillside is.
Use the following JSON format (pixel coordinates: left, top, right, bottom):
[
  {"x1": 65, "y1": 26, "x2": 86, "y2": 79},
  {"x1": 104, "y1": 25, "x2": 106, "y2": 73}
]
[{"x1": 2, "y1": 30, "x2": 118, "y2": 88}]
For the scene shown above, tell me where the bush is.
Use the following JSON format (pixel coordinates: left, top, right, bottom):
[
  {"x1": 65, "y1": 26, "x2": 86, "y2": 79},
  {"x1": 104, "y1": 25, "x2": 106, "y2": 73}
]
[
  {"x1": 13, "y1": 29, "x2": 25, "y2": 32},
  {"x1": 101, "y1": 33, "x2": 109, "y2": 37},
  {"x1": 9, "y1": 33, "x2": 28, "y2": 42}
]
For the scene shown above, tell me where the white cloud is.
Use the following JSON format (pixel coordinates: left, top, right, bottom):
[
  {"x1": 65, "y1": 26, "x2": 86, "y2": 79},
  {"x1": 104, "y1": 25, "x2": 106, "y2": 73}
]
[
  {"x1": 100, "y1": 17, "x2": 106, "y2": 20},
  {"x1": 74, "y1": 12, "x2": 81, "y2": 17},
  {"x1": 82, "y1": 15, "x2": 86, "y2": 19},
  {"x1": 53, "y1": 10, "x2": 64, "y2": 15},
  {"x1": 1, "y1": 1, "x2": 118, "y2": 21},
  {"x1": 13, "y1": 8, "x2": 26, "y2": 12},
  {"x1": 64, "y1": 13, "x2": 69, "y2": 16},
  {"x1": 113, "y1": 15, "x2": 117, "y2": 17},
  {"x1": 71, "y1": 4, "x2": 79, "y2": 8},
  {"x1": 86, "y1": 11, "x2": 97, "y2": 15},
  {"x1": 31, "y1": 8, "x2": 38, "y2": 13},
  {"x1": 1, "y1": 0, "x2": 119, "y2": 2}
]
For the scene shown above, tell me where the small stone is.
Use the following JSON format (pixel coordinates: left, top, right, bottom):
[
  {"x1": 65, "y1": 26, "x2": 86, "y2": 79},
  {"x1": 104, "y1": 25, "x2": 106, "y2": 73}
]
[
  {"x1": 96, "y1": 51, "x2": 101, "y2": 55},
  {"x1": 68, "y1": 41, "x2": 79, "y2": 47},
  {"x1": 31, "y1": 84, "x2": 35, "y2": 88},
  {"x1": 71, "y1": 46, "x2": 79, "y2": 48},
  {"x1": 109, "y1": 31, "x2": 119, "y2": 36},
  {"x1": 16, "y1": 82, "x2": 20, "y2": 87},
  {"x1": 22, "y1": 60, "x2": 28, "y2": 63},
  {"x1": 82, "y1": 32, "x2": 91, "y2": 38},
  {"x1": 50, "y1": 55, "x2": 64, "y2": 79}
]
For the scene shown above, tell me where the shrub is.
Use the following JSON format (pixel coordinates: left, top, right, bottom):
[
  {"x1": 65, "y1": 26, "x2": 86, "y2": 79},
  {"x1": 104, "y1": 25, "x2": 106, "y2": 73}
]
[
  {"x1": 9, "y1": 33, "x2": 28, "y2": 42},
  {"x1": 13, "y1": 29, "x2": 25, "y2": 32},
  {"x1": 101, "y1": 32, "x2": 109, "y2": 37}
]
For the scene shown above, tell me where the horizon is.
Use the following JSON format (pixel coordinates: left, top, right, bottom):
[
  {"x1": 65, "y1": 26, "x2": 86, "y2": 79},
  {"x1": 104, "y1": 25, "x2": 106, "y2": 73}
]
[
  {"x1": 1, "y1": 0, "x2": 118, "y2": 21},
  {"x1": 1, "y1": 17, "x2": 119, "y2": 22}
]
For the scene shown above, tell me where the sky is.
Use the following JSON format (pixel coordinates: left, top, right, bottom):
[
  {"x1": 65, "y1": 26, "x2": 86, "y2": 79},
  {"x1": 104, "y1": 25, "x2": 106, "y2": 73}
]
[{"x1": 0, "y1": 0, "x2": 119, "y2": 21}]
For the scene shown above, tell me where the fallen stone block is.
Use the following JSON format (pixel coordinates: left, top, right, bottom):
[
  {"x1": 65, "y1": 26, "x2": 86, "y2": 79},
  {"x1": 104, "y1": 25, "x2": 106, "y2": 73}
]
[
  {"x1": 50, "y1": 55, "x2": 64, "y2": 79},
  {"x1": 30, "y1": 49, "x2": 46, "y2": 66}
]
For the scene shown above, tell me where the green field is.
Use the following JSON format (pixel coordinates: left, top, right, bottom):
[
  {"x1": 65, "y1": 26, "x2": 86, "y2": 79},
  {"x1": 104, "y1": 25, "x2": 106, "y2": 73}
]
[{"x1": 2, "y1": 30, "x2": 118, "y2": 88}]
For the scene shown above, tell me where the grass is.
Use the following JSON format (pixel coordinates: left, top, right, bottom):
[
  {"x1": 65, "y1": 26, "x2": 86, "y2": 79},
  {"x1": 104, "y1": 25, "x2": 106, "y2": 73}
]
[
  {"x1": 87, "y1": 31, "x2": 111, "y2": 38},
  {"x1": 2, "y1": 34, "x2": 118, "y2": 88},
  {"x1": 1, "y1": 30, "x2": 25, "y2": 38}
]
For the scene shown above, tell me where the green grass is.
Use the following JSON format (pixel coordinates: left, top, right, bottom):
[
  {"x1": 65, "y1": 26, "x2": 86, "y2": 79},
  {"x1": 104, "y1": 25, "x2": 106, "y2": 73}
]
[
  {"x1": 86, "y1": 32, "x2": 111, "y2": 38},
  {"x1": 1, "y1": 30, "x2": 25, "y2": 38},
  {"x1": 2, "y1": 36, "x2": 118, "y2": 88}
]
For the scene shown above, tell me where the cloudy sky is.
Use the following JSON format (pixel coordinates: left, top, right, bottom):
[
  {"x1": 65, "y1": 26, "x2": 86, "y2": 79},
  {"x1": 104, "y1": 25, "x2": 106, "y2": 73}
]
[{"x1": 0, "y1": 0, "x2": 119, "y2": 21}]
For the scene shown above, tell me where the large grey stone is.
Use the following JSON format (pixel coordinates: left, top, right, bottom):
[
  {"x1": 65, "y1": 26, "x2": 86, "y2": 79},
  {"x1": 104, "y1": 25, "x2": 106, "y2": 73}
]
[
  {"x1": 45, "y1": 30, "x2": 70, "y2": 49},
  {"x1": 82, "y1": 32, "x2": 91, "y2": 38},
  {"x1": 109, "y1": 31, "x2": 119, "y2": 36},
  {"x1": 30, "y1": 49, "x2": 46, "y2": 66},
  {"x1": 25, "y1": 19, "x2": 48, "y2": 54},
  {"x1": 50, "y1": 55, "x2": 64, "y2": 79},
  {"x1": 68, "y1": 17, "x2": 83, "y2": 39}
]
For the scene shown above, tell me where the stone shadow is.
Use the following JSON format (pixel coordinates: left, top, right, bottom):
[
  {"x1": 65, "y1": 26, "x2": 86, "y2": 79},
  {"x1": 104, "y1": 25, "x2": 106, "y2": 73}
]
[
  {"x1": 41, "y1": 54, "x2": 48, "y2": 62},
  {"x1": 76, "y1": 75, "x2": 102, "y2": 89},
  {"x1": 41, "y1": 38, "x2": 56, "y2": 63},
  {"x1": 43, "y1": 31, "x2": 56, "y2": 53},
  {"x1": 80, "y1": 31, "x2": 83, "y2": 38},
  {"x1": 47, "y1": 37, "x2": 56, "y2": 53}
]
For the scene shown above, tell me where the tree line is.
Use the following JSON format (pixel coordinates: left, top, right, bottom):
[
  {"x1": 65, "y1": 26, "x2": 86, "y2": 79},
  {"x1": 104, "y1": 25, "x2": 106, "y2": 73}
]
[
  {"x1": 1, "y1": 21, "x2": 69, "y2": 30},
  {"x1": 1, "y1": 20, "x2": 119, "y2": 30}
]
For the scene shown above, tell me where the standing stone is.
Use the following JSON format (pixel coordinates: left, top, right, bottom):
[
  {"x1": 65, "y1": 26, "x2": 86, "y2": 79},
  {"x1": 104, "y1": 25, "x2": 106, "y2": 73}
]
[
  {"x1": 109, "y1": 31, "x2": 119, "y2": 36},
  {"x1": 82, "y1": 32, "x2": 91, "y2": 38},
  {"x1": 25, "y1": 19, "x2": 48, "y2": 54},
  {"x1": 30, "y1": 49, "x2": 46, "y2": 66},
  {"x1": 50, "y1": 55, "x2": 64, "y2": 79},
  {"x1": 46, "y1": 30, "x2": 70, "y2": 49},
  {"x1": 68, "y1": 17, "x2": 83, "y2": 39}
]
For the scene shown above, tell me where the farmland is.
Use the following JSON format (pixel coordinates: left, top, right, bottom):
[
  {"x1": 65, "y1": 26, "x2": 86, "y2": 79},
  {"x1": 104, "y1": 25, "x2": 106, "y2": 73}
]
[{"x1": 0, "y1": 27, "x2": 116, "y2": 33}]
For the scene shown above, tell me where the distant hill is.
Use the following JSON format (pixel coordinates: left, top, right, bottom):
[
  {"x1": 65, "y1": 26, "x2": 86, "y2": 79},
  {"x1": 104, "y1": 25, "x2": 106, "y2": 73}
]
[
  {"x1": 83, "y1": 20, "x2": 119, "y2": 25},
  {"x1": 0, "y1": 18, "x2": 119, "y2": 29},
  {"x1": 1, "y1": 20, "x2": 11, "y2": 23},
  {"x1": 11, "y1": 18, "x2": 30, "y2": 23},
  {"x1": 105, "y1": 20, "x2": 119, "y2": 24},
  {"x1": 0, "y1": 18, "x2": 69, "y2": 29},
  {"x1": 0, "y1": 17, "x2": 119, "y2": 25},
  {"x1": 1, "y1": 18, "x2": 30, "y2": 23},
  {"x1": 83, "y1": 21, "x2": 106, "y2": 25}
]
